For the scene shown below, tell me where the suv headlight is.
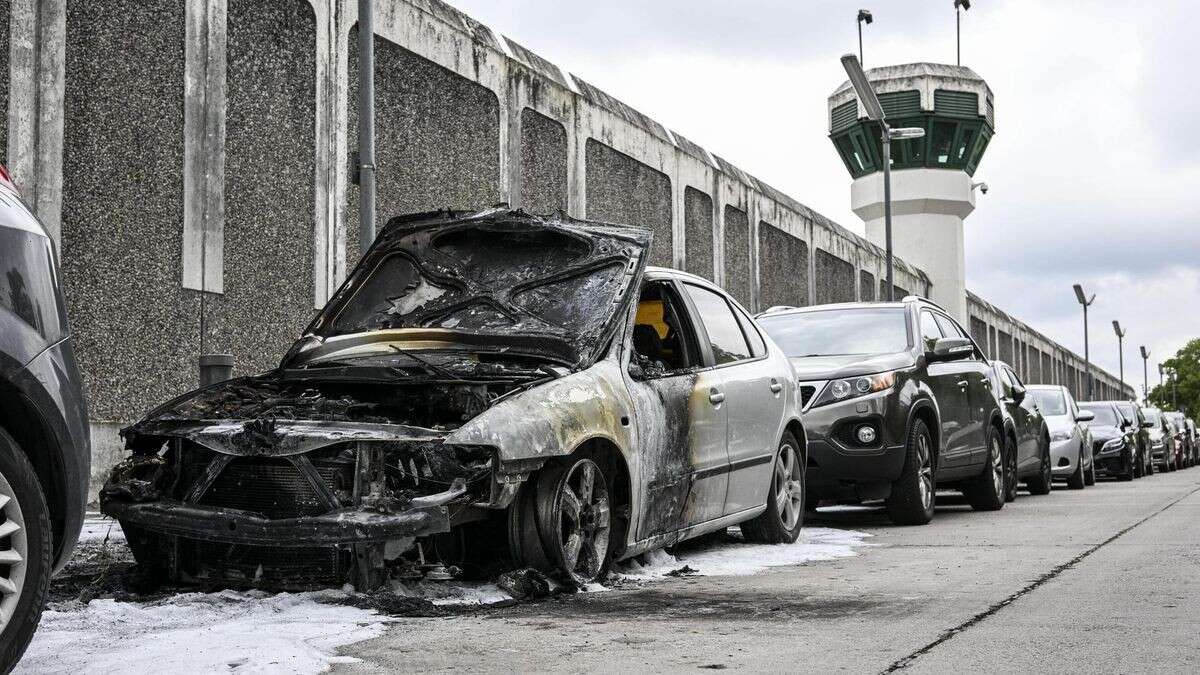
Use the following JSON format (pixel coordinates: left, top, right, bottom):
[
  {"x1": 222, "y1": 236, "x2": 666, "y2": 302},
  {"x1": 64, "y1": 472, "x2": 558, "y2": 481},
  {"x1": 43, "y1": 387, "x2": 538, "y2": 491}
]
[
  {"x1": 811, "y1": 371, "x2": 897, "y2": 408},
  {"x1": 1050, "y1": 430, "x2": 1072, "y2": 442}
]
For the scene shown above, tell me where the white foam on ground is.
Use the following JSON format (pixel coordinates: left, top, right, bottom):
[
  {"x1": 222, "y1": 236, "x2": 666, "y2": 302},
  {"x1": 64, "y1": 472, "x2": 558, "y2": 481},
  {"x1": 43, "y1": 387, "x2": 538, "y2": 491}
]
[
  {"x1": 17, "y1": 590, "x2": 388, "y2": 674},
  {"x1": 613, "y1": 527, "x2": 873, "y2": 580},
  {"x1": 386, "y1": 579, "x2": 513, "y2": 606}
]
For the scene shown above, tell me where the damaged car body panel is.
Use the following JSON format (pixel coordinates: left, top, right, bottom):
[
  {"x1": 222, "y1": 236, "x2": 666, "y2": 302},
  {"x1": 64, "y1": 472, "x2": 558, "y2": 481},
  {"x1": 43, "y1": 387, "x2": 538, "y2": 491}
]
[{"x1": 101, "y1": 208, "x2": 806, "y2": 589}]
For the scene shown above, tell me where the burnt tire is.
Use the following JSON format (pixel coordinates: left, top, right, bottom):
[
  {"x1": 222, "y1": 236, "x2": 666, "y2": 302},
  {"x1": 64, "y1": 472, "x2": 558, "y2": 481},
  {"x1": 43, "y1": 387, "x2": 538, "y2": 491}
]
[
  {"x1": 509, "y1": 454, "x2": 614, "y2": 586},
  {"x1": 886, "y1": 419, "x2": 936, "y2": 526},
  {"x1": 741, "y1": 432, "x2": 805, "y2": 544},
  {"x1": 964, "y1": 425, "x2": 1006, "y2": 511},
  {"x1": 1067, "y1": 447, "x2": 1086, "y2": 490},
  {"x1": 1026, "y1": 435, "x2": 1053, "y2": 496},
  {"x1": 1003, "y1": 435, "x2": 1019, "y2": 503},
  {"x1": 0, "y1": 428, "x2": 52, "y2": 673}
]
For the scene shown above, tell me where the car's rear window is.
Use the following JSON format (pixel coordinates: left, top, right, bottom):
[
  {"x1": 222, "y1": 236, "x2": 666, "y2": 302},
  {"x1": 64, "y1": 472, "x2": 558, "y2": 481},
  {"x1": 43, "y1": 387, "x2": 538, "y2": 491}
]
[
  {"x1": 758, "y1": 307, "x2": 911, "y2": 358},
  {"x1": 1031, "y1": 389, "x2": 1067, "y2": 416},
  {"x1": 1142, "y1": 409, "x2": 1161, "y2": 424}
]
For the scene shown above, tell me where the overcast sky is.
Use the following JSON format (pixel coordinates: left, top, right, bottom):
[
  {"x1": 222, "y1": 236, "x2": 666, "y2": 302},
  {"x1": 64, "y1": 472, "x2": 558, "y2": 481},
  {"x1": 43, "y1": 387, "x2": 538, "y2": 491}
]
[{"x1": 452, "y1": 0, "x2": 1200, "y2": 390}]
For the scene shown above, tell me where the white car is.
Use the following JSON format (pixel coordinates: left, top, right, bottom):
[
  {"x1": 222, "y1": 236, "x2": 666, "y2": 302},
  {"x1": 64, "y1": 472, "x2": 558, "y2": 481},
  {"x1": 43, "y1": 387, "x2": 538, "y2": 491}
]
[{"x1": 1027, "y1": 385, "x2": 1094, "y2": 489}]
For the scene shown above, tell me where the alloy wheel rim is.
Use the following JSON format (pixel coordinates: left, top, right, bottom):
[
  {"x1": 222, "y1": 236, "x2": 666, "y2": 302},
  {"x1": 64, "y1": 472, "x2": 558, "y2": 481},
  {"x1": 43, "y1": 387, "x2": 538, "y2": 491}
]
[
  {"x1": 0, "y1": 468, "x2": 27, "y2": 633},
  {"x1": 1006, "y1": 445, "x2": 1017, "y2": 497},
  {"x1": 917, "y1": 432, "x2": 934, "y2": 511},
  {"x1": 990, "y1": 437, "x2": 1004, "y2": 497},
  {"x1": 774, "y1": 443, "x2": 804, "y2": 530},
  {"x1": 556, "y1": 459, "x2": 610, "y2": 583}
]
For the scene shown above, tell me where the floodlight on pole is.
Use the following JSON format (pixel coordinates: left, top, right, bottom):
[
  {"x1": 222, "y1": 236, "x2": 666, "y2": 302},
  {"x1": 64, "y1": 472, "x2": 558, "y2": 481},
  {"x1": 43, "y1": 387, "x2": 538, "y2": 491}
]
[
  {"x1": 954, "y1": 0, "x2": 971, "y2": 66},
  {"x1": 1073, "y1": 283, "x2": 1096, "y2": 399},
  {"x1": 857, "y1": 10, "x2": 872, "y2": 66},
  {"x1": 842, "y1": 53, "x2": 918, "y2": 300},
  {"x1": 1112, "y1": 320, "x2": 1126, "y2": 392}
]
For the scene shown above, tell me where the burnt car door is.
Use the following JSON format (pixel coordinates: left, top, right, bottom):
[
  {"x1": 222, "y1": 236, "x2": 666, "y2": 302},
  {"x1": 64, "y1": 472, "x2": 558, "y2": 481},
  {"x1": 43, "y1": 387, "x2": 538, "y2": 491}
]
[
  {"x1": 626, "y1": 279, "x2": 728, "y2": 539},
  {"x1": 919, "y1": 310, "x2": 973, "y2": 468},
  {"x1": 1000, "y1": 365, "x2": 1040, "y2": 473},
  {"x1": 678, "y1": 282, "x2": 784, "y2": 517}
]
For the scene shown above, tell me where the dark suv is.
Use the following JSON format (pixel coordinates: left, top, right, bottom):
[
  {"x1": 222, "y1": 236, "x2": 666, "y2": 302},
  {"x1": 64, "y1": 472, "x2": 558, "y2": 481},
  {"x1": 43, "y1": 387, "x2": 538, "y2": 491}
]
[
  {"x1": 0, "y1": 168, "x2": 90, "y2": 668},
  {"x1": 757, "y1": 297, "x2": 1006, "y2": 525}
]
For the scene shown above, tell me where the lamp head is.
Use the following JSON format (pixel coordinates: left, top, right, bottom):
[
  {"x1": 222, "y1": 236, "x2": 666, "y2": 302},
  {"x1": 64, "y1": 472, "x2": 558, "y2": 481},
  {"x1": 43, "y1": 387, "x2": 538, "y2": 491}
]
[
  {"x1": 858, "y1": 9, "x2": 873, "y2": 24},
  {"x1": 1112, "y1": 320, "x2": 1125, "y2": 338},
  {"x1": 955, "y1": 0, "x2": 971, "y2": 9},
  {"x1": 1140, "y1": 346, "x2": 1150, "y2": 359}
]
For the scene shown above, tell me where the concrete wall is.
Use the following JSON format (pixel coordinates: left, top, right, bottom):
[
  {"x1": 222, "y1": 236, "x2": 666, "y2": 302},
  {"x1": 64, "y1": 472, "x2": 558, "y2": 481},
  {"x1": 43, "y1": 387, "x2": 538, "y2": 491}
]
[{"x1": 1, "y1": 0, "x2": 1130, "y2": 497}]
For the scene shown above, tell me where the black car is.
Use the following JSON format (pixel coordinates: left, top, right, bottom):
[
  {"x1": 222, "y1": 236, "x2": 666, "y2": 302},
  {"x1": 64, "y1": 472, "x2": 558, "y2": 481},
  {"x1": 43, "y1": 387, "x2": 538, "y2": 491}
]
[
  {"x1": 986, "y1": 360, "x2": 1052, "y2": 500},
  {"x1": 1114, "y1": 401, "x2": 1153, "y2": 477},
  {"x1": 1079, "y1": 401, "x2": 1138, "y2": 481},
  {"x1": 0, "y1": 168, "x2": 91, "y2": 668},
  {"x1": 757, "y1": 297, "x2": 1007, "y2": 525}
]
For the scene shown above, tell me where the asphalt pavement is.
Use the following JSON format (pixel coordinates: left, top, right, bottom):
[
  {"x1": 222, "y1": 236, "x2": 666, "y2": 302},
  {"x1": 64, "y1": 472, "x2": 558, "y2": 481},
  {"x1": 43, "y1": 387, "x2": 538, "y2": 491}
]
[{"x1": 339, "y1": 468, "x2": 1200, "y2": 673}]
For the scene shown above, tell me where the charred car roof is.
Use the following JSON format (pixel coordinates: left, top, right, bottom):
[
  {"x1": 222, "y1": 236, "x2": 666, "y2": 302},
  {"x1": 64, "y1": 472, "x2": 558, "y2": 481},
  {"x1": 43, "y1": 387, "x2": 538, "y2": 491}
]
[{"x1": 284, "y1": 208, "x2": 651, "y2": 370}]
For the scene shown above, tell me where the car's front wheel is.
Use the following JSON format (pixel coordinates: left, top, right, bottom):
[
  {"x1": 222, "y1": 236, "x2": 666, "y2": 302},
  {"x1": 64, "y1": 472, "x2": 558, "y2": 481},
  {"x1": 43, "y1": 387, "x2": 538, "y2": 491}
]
[
  {"x1": 1026, "y1": 435, "x2": 1053, "y2": 496},
  {"x1": 886, "y1": 418, "x2": 936, "y2": 525},
  {"x1": 741, "y1": 432, "x2": 804, "y2": 544},
  {"x1": 508, "y1": 454, "x2": 613, "y2": 586},
  {"x1": 1067, "y1": 446, "x2": 1086, "y2": 489},
  {"x1": 1084, "y1": 446, "x2": 1097, "y2": 486},
  {"x1": 0, "y1": 429, "x2": 51, "y2": 672},
  {"x1": 964, "y1": 425, "x2": 1005, "y2": 511}
]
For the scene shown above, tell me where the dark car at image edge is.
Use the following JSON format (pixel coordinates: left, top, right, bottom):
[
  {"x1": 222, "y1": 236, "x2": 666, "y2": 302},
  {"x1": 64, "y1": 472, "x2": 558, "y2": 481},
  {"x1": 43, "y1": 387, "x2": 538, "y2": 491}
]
[{"x1": 0, "y1": 167, "x2": 91, "y2": 669}]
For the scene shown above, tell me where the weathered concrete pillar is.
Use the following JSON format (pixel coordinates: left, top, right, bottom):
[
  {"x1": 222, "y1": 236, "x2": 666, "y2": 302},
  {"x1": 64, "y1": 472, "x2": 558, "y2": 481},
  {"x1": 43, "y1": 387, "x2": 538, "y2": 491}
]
[
  {"x1": 8, "y1": 0, "x2": 65, "y2": 244},
  {"x1": 311, "y1": 0, "x2": 350, "y2": 306},
  {"x1": 181, "y1": 0, "x2": 227, "y2": 294}
]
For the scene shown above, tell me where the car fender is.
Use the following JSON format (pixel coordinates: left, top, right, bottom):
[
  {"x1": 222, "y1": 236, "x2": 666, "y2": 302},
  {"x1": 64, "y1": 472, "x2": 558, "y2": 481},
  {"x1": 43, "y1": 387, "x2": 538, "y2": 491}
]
[{"x1": 904, "y1": 386, "x2": 941, "y2": 459}]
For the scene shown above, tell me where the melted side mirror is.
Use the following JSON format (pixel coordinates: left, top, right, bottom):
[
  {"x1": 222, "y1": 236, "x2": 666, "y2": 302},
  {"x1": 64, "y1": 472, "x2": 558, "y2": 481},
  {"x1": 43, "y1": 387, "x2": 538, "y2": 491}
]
[{"x1": 628, "y1": 361, "x2": 645, "y2": 380}]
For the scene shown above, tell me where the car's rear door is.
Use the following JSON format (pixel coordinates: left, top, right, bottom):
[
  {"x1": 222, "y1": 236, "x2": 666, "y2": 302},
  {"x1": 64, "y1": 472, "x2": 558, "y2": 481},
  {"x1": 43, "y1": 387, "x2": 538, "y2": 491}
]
[
  {"x1": 680, "y1": 282, "x2": 785, "y2": 518},
  {"x1": 1001, "y1": 365, "x2": 1040, "y2": 473},
  {"x1": 627, "y1": 279, "x2": 728, "y2": 539}
]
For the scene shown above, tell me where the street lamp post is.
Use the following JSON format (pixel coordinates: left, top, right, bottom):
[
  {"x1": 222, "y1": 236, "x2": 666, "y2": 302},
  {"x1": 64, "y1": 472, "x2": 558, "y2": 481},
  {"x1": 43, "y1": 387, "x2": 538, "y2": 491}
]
[
  {"x1": 954, "y1": 0, "x2": 971, "y2": 66},
  {"x1": 1112, "y1": 320, "x2": 1126, "y2": 392},
  {"x1": 840, "y1": 54, "x2": 925, "y2": 301},
  {"x1": 1073, "y1": 284, "x2": 1096, "y2": 400},
  {"x1": 357, "y1": 0, "x2": 377, "y2": 255},
  {"x1": 1140, "y1": 346, "x2": 1150, "y2": 403},
  {"x1": 857, "y1": 10, "x2": 872, "y2": 66}
]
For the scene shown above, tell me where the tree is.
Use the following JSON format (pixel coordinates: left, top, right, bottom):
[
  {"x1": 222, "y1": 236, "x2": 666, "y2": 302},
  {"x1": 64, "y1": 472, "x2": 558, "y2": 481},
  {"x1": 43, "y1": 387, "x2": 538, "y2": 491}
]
[{"x1": 1147, "y1": 338, "x2": 1200, "y2": 419}]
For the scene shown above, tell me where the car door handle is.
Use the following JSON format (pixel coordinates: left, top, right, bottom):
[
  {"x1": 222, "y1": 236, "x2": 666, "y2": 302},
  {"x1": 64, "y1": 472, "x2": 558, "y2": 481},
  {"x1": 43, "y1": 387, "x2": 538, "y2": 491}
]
[
  {"x1": 957, "y1": 380, "x2": 969, "y2": 388},
  {"x1": 709, "y1": 389, "x2": 725, "y2": 405},
  {"x1": 769, "y1": 379, "x2": 783, "y2": 394}
]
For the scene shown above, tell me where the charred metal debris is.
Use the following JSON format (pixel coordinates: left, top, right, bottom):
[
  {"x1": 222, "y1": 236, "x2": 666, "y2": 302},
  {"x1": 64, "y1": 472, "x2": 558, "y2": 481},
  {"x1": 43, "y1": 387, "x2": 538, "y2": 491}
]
[{"x1": 99, "y1": 208, "x2": 651, "y2": 591}]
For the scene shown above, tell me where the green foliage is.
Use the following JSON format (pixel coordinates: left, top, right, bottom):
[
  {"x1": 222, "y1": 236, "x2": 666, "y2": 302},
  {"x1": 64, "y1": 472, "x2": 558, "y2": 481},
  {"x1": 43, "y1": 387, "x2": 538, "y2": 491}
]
[{"x1": 1147, "y1": 338, "x2": 1200, "y2": 419}]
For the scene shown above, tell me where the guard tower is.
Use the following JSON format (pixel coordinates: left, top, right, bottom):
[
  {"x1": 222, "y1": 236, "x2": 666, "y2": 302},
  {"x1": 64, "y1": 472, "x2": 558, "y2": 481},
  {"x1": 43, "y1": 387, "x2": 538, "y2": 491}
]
[{"x1": 828, "y1": 63, "x2": 994, "y2": 322}]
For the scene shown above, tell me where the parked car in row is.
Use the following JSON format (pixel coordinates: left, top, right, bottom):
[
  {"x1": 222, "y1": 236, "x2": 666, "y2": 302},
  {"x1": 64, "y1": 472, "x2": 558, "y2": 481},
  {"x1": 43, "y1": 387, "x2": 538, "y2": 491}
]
[
  {"x1": 1079, "y1": 401, "x2": 1139, "y2": 481},
  {"x1": 99, "y1": 209, "x2": 807, "y2": 589},
  {"x1": 756, "y1": 297, "x2": 1008, "y2": 526},
  {"x1": 1027, "y1": 385, "x2": 1094, "y2": 489},
  {"x1": 1141, "y1": 407, "x2": 1177, "y2": 472},
  {"x1": 1113, "y1": 401, "x2": 1155, "y2": 477},
  {"x1": 0, "y1": 167, "x2": 91, "y2": 670},
  {"x1": 986, "y1": 360, "x2": 1052, "y2": 500},
  {"x1": 1164, "y1": 411, "x2": 1194, "y2": 468}
]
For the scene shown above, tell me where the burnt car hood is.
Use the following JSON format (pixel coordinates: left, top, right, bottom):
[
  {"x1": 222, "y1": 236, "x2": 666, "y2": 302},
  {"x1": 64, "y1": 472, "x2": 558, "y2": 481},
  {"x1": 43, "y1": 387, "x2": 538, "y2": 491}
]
[
  {"x1": 788, "y1": 352, "x2": 914, "y2": 380},
  {"x1": 283, "y1": 208, "x2": 651, "y2": 372}
]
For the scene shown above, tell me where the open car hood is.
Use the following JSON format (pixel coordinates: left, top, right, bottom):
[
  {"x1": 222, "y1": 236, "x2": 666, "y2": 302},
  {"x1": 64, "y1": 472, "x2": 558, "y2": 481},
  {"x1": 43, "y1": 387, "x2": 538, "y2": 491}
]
[{"x1": 284, "y1": 208, "x2": 651, "y2": 371}]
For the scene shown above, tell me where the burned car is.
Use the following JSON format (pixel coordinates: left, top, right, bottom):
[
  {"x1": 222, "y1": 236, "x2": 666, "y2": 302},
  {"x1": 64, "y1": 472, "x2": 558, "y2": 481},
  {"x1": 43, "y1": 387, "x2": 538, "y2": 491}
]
[{"x1": 101, "y1": 208, "x2": 806, "y2": 588}]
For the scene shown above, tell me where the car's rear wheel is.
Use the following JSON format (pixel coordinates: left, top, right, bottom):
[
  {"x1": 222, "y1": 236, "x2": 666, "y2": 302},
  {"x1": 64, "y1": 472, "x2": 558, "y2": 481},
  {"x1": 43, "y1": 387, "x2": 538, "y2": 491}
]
[
  {"x1": 741, "y1": 432, "x2": 804, "y2": 544},
  {"x1": 0, "y1": 429, "x2": 51, "y2": 672},
  {"x1": 1067, "y1": 446, "x2": 1086, "y2": 489},
  {"x1": 1084, "y1": 448, "x2": 1097, "y2": 486},
  {"x1": 964, "y1": 426, "x2": 1005, "y2": 511},
  {"x1": 1132, "y1": 450, "x2": 1143, "y2": 479},
  {"x1": 1003, "y1": 435, "x2": 1019, "y2": 503},
  {"x1": 886, "y1": 419, "x2": 936, "y2": 526},
  {"x1": 1026, "y1": 435, "x2": 1053, "y2": 496},
  {"x1": 508, "y1": 455, "x2": 612, "y2": 586}
]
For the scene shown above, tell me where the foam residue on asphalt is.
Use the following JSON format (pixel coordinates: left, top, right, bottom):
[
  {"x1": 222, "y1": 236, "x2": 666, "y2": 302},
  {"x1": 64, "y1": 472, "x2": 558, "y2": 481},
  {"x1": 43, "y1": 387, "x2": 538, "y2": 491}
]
[{"x1": 17, "y1": 589, "x2": 390, "y2": 674}]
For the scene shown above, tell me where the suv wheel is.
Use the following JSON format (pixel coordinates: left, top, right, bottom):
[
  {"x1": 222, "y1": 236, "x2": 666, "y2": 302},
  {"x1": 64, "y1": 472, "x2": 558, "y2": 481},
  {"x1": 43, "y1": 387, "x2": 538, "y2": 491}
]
[
  {"x1": 742, "y1": 432, "x2": 804, "y2": 544},
  {"x1": 964, "y1": 425, "x2": 1005, "y2": 511},
  {"x1": 886, "y1": 419, "x2": 936, "y2": 526},
  {"x1": 1003, "y1": 435, "x2": 1019, "y2": 502},
  {"x1": 1026, "y1": 435, "x2": 1053, "y2": 495},
  {"x1": 0, "y1": 429, "x2": 51, "y2": 672}
]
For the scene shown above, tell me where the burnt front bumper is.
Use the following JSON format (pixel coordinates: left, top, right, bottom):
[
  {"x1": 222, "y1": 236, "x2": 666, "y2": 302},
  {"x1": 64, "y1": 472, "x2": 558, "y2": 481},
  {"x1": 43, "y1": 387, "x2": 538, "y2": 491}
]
[{"x1": 101, "y1": 482, "x2": 462, "y2": 547}]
